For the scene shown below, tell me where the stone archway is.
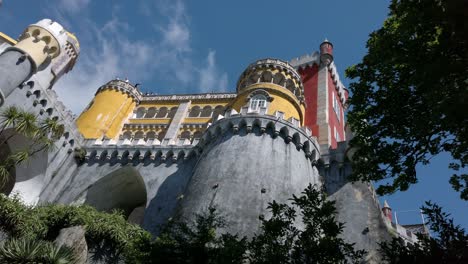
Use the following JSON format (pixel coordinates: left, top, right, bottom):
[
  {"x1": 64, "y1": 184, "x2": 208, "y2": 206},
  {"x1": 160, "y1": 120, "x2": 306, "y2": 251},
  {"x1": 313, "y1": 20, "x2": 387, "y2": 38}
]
[{"x1": 84, "y1": 166, "x2": 147, "y2": 225}]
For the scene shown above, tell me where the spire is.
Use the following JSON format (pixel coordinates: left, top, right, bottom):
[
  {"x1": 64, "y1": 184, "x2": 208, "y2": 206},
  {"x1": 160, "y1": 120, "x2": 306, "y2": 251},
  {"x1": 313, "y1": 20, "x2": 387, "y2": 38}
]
[
  {"x1": 382, "y1": 200, "x2": 393, "y2": 222},
  {"x1": 383, "y1": 200, "x2": 390, "y2": 209}
]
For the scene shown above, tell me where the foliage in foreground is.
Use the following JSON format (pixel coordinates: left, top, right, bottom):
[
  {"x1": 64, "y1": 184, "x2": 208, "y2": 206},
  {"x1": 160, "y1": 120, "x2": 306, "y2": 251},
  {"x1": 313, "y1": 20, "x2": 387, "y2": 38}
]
[
  {"x1": 0, "y1": 194, "x2": 151, "y2": 262},
  {"x1": 1, "y1": 190, "x2": 467, "y2": 263},
  {"x1": 0, "y1": 106, "x2": 64, "y2": 190},
  {"x1": 0, "y1": 237, "x2": 75, "y2": 264},
  {"x1": 346, "y1": 0, "x2": 468, "y2": 199},
  {"x1": 380, "y1": 202, "x2": 468, "y2": 264},
  {"x1": 145, "y1": 184, "x2": 365, "y2": 264},
  {"x1": 0, "y1": 185, "x2": 365, "y2": 263}
]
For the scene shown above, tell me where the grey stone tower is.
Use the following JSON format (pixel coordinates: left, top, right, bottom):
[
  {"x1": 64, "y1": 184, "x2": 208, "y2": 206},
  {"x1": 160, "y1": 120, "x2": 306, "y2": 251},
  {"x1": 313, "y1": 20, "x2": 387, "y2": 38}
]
[{"x1": 0, "y1": 19, "x2": 78, "y2": 106}]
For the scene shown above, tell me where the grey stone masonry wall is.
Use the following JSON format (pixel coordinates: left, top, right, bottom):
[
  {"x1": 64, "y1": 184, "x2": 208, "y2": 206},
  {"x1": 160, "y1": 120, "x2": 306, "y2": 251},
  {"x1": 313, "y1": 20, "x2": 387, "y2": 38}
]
[
  {"x1": 0, "y1": 42, "x2": 82, "y2": 205},
  {"x1": 38, "y1": 112, "x2": 320, "y2": 237},
  {"x1": 320, "y1": 142, "x2": 391, "y2": 264},
  {"x1": 176, "y1": 114, "x2": 321, "y2": 237},
  {"x1": 0, "y1": 50, "x2": 33, "y2": 105}
]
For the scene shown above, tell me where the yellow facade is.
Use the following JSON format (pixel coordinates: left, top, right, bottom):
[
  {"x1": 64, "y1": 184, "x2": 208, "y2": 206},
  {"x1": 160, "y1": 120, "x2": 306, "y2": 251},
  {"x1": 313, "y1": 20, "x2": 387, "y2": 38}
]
[
  {"x1": 76, "y1": 58, "x2": 305, "y2": 142},
  {"x1": 76, "y1": 89, "x2": 136, "y2": 139},
  {"x1": 231, "y1": 83, "x2": 304, "y2": 124}
]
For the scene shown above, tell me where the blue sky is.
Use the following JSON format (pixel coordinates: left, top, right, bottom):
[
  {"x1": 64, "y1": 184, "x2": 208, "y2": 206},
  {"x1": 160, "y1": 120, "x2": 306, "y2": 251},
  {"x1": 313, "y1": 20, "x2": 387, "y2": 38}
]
[{"x1": 1, "y1": 0, "x2": 466, "y2": 229}]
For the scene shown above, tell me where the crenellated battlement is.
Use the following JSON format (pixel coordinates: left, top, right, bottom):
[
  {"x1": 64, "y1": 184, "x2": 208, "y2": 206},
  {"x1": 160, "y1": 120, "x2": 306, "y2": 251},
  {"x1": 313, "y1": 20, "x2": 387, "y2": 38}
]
[
  {"x1": 96, "y1": 79, "x2": 142, "y2": 102},
  {"x1": 81, "y1": 110, "x2": 320, "y2": 164},
  {"x1": 289, "y1": 51, "x2": 320, "y2": 69},
  {"x1": 328, "y1": 61, "x2": 347, "y2": 104}
]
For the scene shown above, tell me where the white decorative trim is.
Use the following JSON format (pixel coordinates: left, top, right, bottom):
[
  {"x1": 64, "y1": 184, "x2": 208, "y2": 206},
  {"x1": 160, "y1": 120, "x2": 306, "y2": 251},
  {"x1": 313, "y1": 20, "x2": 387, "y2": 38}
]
[
  {"x1": 142, "y1": 93, "x2": 236, "y2": 101},
  {"x1": 328, "y1": 62, "x2": 347, "y2": 104},
  {"x1": 289, "y1": 52, "x2": 320, "y2": 69}
]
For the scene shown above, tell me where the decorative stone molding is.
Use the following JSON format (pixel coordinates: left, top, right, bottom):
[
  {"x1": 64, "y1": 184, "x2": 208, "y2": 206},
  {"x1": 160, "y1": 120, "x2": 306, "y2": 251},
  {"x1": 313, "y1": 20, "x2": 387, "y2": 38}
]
[
  {"x1": 245, "y1": 89, "x2": 274, "y2": 102},
  {"x1": 328, "y1": 61, "x2": 347, "y2": 104},
  {"x1": 142, "y1": 93, "x2": 237, "y2": 102},
  {"x1": 199, "y1": 115, "x2": 320, "y2": 163},
  {"x1": 96, "y1": 79, "x2": 141, "y2": 102},
  {"x1": 83, "y1": 140, "x2": 199, "y2": 163},
  {"x1": 81, "y1": 111, "x2": 320, "y2": 164},
  {"x1": 123, "y1": 123, "x2": 169, "y2": 129}
]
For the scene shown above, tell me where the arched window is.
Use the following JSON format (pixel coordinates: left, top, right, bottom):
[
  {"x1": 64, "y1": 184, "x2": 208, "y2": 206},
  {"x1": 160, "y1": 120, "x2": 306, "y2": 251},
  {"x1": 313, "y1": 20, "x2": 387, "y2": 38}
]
[
  {"x1": 156, "y1": 107, "x2": 168, "y2": 118},
  {"x1": 146, "y1": 131, "x2": 156, "y2": 139},
  {"x1": 157, "y1": 131, "x2": 166, "y2": 141},
  {"x1": 212, "y1": 105, "x2": 224, "y2": 120},
  {"x1": 122, "y1": 131, "x2": 132, "y2": 140},
  {"x1": 180, "y1": 131, "x2": 191, "y2": 139},
  {"x1": 167, "y1": 107, "x2": 178, "y2": 119},
  {"x1": 273, "y1": 73, "x2": 285, "y2": 86},
  {"x1": 189, "y1": 106, "x2": 201, "y2": 117},
  {"x1": 285, "y1": 79, "x2": 295, "y2": 93},
  {"x1": 260, "y1": 71, "x2": 273, "y2": 83},
  {"x1": 200, "y1": 106, "x2": 212, "y2": 117},
  {"x1": 144, "y1": 107, "x2": 157, "y2": 118},
  {"x1": 135, "y1": 107, "x2": 146, "y2": 118},
  {"x1": 249, "y1": 95, "x2": 267, "y2": 111},
  {"x1": 134, "y1": 131, "x2": 144, "y2": 139},
  {"x1": 193, "y1": 131, "x2": 203, "y2": 139}
]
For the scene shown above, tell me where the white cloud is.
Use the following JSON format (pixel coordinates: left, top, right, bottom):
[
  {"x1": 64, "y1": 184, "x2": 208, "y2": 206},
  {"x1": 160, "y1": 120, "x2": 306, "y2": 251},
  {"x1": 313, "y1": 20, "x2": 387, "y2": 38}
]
[
  {"x1": 57, "y1": 0, "x2": 90, "y2": 13},
  {"x1": 51, "y1": 0, "x2": 229, "y2": 114},
  {"x1": 199, "y1": 51, "x2": 228, "y2": 93},
  {"x1": 53, "y1": 18, "x2": 156, "y2": 113}
]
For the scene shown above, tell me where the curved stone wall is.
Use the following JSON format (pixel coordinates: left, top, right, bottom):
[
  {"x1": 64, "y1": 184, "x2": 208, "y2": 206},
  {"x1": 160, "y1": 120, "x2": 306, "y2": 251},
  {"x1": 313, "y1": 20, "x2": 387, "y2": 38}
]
[{"x1": 176, "y1": 116, "x2": 321, "y2": 237}]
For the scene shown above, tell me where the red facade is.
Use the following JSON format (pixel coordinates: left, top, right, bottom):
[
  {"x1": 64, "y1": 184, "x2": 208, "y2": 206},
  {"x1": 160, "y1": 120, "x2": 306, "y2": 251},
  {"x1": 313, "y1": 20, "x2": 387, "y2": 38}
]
[
  {"x1": 327, "y1": 74, "x2": 345, "y2": 149},
  {"x1": 298, "y1": 64, "x2": 319, "y2": 137}
]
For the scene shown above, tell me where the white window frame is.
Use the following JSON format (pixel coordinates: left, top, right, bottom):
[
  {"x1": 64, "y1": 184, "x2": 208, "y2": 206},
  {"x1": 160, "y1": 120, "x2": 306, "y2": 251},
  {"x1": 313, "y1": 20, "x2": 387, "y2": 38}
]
[
  {"x1": 332, "y1": 93, "x2": 341, "y2": 122},
  {"x1": 249, "y1": 94, "x2": 267, "y2": 112},
  {"x1": 335, "y1": 126, "x2": 341, "y2": 142}
]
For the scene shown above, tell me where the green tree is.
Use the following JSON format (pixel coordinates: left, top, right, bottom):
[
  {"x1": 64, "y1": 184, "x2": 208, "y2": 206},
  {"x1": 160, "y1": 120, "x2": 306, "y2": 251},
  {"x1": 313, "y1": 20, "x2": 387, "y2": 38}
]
[
  {"x1": 0, "y1": 106, "x2": 64, "y2": 190},
  {"x1": 149, "y1": 185, "x2": 365, "y2": 264},
  {"x1": 0, "y1": 194, "x2": 152, "y2": 263},
  {"x1": 0, "y1": 186, "x2": 364, "y2": 263},
  {"x1": 345, "y1": 0, "x2": 468, "y2": 199},
  {"x1": 150, "y1": 208, "x2": 247, "y2": 264},
  {"x1": 380, "y1": 202, "x2": 468, "y2": 263},
  {"x1": 248, "y1": 185, "x2": 365, "y2": 264}
]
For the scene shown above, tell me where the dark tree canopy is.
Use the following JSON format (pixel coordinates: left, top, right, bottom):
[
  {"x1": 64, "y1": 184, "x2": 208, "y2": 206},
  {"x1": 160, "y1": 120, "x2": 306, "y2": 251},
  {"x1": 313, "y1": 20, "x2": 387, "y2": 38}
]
[{"x1": 346, "y1": 0, "x2": 468, "y2": 199}]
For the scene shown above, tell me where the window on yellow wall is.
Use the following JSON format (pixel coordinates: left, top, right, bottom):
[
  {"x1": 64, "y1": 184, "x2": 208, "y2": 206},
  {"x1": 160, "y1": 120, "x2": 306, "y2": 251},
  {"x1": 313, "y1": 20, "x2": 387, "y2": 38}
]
[
  {"x1": 167, "y1": 107, "x2": 178, "y2": 119},
  {"x1": 249, "y1": 94, "x2": 267, "y2": 111},
  {"x1": 200, "y1": 106, "x2": 212, "y2": 117}
]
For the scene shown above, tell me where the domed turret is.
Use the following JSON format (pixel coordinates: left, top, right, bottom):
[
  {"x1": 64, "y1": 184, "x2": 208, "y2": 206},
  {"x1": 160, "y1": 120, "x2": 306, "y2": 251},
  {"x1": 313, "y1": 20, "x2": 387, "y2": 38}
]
[{"x1": 233, "y1": 58, "x2": 306, "y2": 124}]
